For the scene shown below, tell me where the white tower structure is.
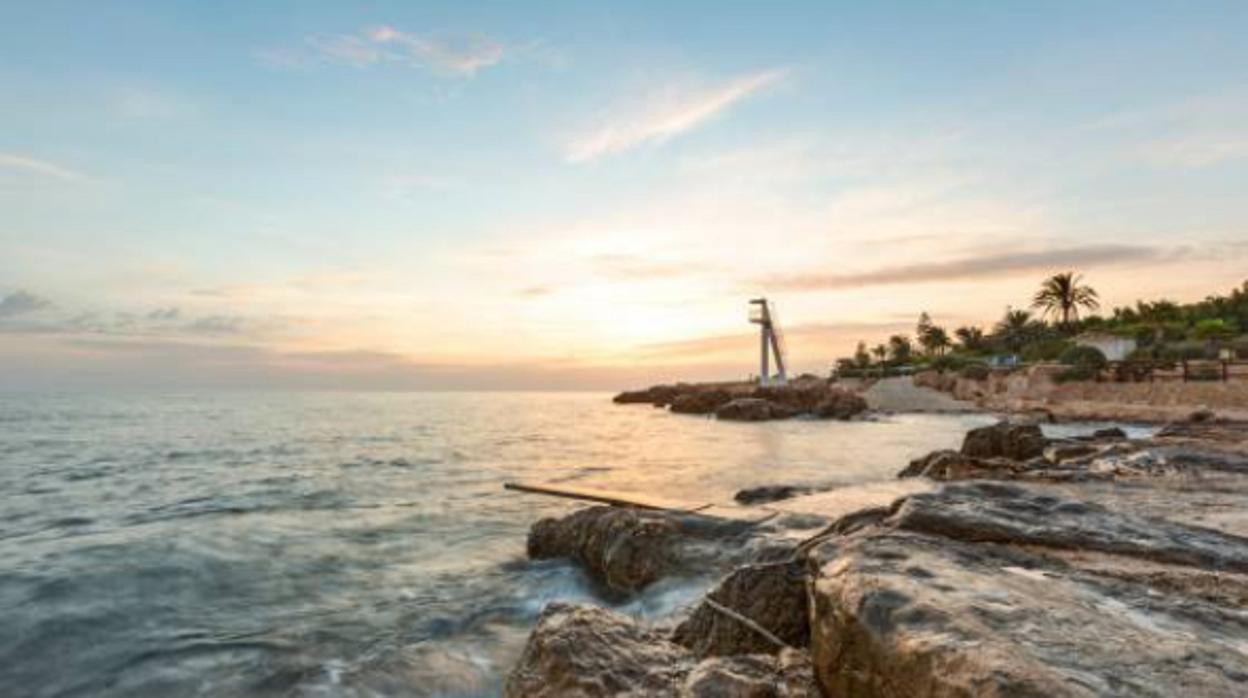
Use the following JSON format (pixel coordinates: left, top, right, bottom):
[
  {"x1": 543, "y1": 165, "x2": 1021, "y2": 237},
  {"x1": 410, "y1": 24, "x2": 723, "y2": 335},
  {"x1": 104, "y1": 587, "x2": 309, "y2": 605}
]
[{"x1": 748, "y1": 298, "x2": 788, "y2": 386}]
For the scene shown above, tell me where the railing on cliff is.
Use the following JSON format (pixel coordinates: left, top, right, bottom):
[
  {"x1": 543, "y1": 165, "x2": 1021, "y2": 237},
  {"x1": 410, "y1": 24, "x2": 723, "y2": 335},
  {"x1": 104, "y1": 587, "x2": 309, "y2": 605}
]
[{"x1": 1100, "y1": 359, "x2": 1248, "y2": 383}]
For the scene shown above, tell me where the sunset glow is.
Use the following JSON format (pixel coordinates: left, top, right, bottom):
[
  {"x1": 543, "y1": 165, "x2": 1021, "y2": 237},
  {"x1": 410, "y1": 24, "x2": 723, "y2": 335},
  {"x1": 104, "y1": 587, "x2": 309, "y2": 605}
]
[{"x1": 3, "y1": 1, "x2": 1248, "y2": 389}]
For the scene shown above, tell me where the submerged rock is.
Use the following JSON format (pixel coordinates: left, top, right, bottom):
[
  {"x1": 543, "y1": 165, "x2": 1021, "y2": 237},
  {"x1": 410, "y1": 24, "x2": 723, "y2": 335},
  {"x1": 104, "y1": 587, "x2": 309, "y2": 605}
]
[
  {"x1": 527, "y1": 506, "x2": 678, "y2": 595},
  {"x1": 961, "y1": 421, "x2": 1048, "y2": 460},
  {"x1": 734, "y1": 485, "x2": 814, "y2": 505}
]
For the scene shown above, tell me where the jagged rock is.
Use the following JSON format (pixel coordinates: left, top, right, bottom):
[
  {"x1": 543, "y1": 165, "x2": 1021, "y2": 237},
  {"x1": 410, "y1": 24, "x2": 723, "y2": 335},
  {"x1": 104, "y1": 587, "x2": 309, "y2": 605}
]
[
  {"x1": 671, "y1": 390, "x2": 734, "y2": 415},
  {"x1": 897, "y1": 449, "x2": 1028, "y2": 481},
  {"x1": 527, "y1": 506, "x2": 677, "y2": 595},
  {"x1": 505, "y1": 603, "x2": 690, "y2": 697},
  {"x1": 505, "y1": 603, "x2": 819, "y2": 698},
  {"x1": 961, "y1": 421, "x2": 1048, "y2": 460},
  {"x1": 682, "y1": 650, "x2": 820, "y2": 697},
  {"x1": 734, "y1": 485, "x2": 814, "y2": 505},
  {"x1": 1043, "y1": 441, "x2": 1101, "y2": 464},
  {"x1": 808, "y1": 482, "x2": 1248, "y2": 697},
  {"x1": 811, "y1": 389, "x2": 869, "y2": 420},
  {"x1": 716, "y1": 398, "x2": 797, "y2": 422},
  {"x1": 1092, "y1": 427, "x2": 1128, "y2": 440},
  {"x1": 672, "y1": 560, "x2": 809, "y2": 657}
]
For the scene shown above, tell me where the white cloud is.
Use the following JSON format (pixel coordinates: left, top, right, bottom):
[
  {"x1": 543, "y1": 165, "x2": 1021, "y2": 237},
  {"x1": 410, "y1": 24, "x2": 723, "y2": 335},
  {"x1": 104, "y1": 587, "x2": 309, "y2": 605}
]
[
  {"x1": 368, "y1": 26, "x2": 504, "y2": 76},
  {"x1": 278, "y1": 26, "x2": 507, "y2": 77},
  {"x1": 0, "y1": 153, "x2": 87, "y2": 181},
  {"x1": 565, "y1": 68, "x2": 791, "y2": 163}
]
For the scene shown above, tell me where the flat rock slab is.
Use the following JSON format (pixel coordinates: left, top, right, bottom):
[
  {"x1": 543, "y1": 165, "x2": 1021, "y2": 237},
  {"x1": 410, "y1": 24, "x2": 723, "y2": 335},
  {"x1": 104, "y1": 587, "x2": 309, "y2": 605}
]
[
  {"x1": 811, "y1": 531, "x2": 1248, "y2": 697},
  {"x1": 808, "y1": 481, "x2": 1248, "y2": 697}
]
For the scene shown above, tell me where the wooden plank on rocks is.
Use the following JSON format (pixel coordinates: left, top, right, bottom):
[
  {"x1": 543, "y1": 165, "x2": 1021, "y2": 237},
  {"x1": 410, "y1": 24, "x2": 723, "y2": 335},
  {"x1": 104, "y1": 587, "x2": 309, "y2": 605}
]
[{"x1": 503, "y1": 481, "x2": 780, "y2": 523}]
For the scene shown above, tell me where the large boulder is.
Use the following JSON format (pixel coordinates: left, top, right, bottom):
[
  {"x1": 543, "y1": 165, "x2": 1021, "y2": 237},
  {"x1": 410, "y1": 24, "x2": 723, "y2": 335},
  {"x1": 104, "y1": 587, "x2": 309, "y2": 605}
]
[
  {"x1": 505, "y1": 603, "x2": 690, "y2": 697},
  {"x1": 672, "y1": 560, "x2": 810, "y2": 657},
  {"x1": 505, "y1": 603, "x2": 819, "y2": 698},
  {"x1": 811, "y1": 389, "x2": 869, "y2": 420},
  {"x1": 527, "y1": 506, "x2": 678, "y2": 595},
  {"x1": 807, "y1": 482, "x2": 1248, "y2": 697},
  {"x1": 715, "y1": 398, "x2": 796, "y2": 422},
  {"x1": 960, "y1": 421, "x2": 1048, "y2": 460},
  {"x1": 670, "y1": 390, "x2": 734, "y2": 415}
]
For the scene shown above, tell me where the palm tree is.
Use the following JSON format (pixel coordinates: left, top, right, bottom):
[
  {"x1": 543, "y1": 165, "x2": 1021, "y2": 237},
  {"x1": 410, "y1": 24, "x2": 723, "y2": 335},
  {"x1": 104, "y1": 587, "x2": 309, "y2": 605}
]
[
  {"x1": 1032, "y1": 272, "x2": 1099, "y2": 330},
  {"x1": 955, "y1": 326, "x2": 986, "y2": 351},
  {"x1": 871, "y1": 344, "x2": 888, "y2": 365},
  {"x1": 887, "y1": 334, "x2": 913, "y2": 363},
  {"x1": 994, "y1": 307, "x2": 1038, "y2": 354},
  {"x1": 921, "y1": 326, "x2": 950, "y2": 356}
]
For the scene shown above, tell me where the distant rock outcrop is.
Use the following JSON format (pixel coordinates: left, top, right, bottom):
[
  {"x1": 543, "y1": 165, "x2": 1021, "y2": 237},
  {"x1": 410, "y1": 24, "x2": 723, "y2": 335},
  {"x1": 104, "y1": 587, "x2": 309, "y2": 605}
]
[{"x1": 616, "y1": 379, "x2": 869, "y2": 422}]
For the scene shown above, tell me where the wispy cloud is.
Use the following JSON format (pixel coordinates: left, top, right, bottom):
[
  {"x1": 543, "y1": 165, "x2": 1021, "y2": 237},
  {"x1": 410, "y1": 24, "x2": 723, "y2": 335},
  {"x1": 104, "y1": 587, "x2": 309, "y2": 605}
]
[
  {"x1": 565, "y1": 68, "x2": 791, "y2": 163},
  {"x1": 0, "y1": 290, "x2": 52, "y2": 318},
  {"x1": 265, "y1": 26, "x2": 507, "y2": 77},
  {"x1": 769, "y1": 244, "x2": 1176, "y2": 292},
  {"x1": 0, "y1": 153, "x2": 87, "y2": 181}
]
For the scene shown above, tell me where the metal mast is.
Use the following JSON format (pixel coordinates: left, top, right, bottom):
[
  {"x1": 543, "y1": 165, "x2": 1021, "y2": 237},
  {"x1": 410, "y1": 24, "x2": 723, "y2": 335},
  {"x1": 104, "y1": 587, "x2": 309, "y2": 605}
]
[{"x1": 748, "y1": 298, "x2": 788, "y2": 386}]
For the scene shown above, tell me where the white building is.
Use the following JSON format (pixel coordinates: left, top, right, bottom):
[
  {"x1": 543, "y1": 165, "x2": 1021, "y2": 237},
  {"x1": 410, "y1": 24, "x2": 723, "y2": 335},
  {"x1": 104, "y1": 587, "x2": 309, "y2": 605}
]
[{"x1": 1074, "y1": 332, "x2": 1137, "y2": 362}]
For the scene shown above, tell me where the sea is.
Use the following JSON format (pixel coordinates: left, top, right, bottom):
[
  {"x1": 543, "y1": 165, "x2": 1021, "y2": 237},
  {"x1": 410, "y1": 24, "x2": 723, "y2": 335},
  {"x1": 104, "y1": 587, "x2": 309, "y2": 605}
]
[{"x1": 0, "y1": 391, "x2": 1125, "y2": 697}]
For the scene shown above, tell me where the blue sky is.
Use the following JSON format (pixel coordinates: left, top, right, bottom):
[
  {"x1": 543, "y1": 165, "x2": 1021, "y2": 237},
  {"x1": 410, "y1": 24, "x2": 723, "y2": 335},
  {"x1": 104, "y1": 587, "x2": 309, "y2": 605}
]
[{"x1": 3, "y1": 1, "x2": 1248, "y2": 389}]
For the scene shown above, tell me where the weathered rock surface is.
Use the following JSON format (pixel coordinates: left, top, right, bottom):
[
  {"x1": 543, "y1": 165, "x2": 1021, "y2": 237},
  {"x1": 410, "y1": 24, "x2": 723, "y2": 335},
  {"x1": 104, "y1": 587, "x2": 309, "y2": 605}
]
[
  {"x1": 505, "y1": 603, "x2": 690, "y2": 697},
  {"x1": 505, "y1": 603, "x2": 819, "y2": 698},
  {"x1": 527, "y1": 506, "x2": 678, "y2": 595},
  {"x1": 961, "y1": 421, "x2": 1048, "y2": 460},
  {"x1": 812, "y1": 389, "x2": 869, "y2": 420},
  {"x1": 672, "y1": 560, "x2": 809, "y2": 657},
  {"x1": 897, "y1": 449, "x2": 1031, "y2": 481},
  {"x1": 807, "y1": 480, "x2": 1248, "y2": 697},
  {"x1": 715, "y1": 398, "x2": 797, "y2": 422},
  {"x1": 670, "y1": 390, "x2": 735, "y2": 415}
]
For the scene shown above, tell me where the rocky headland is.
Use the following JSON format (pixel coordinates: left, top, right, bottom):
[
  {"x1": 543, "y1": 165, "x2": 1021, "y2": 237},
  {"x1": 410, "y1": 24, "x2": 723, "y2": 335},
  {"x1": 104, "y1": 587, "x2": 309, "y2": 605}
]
[
  {"x1": 614, "y1": 377, "x2": 869, "y2": 422},
  {"x1": 506, "y1": 417, "x2": 1248, "y2": 697}
]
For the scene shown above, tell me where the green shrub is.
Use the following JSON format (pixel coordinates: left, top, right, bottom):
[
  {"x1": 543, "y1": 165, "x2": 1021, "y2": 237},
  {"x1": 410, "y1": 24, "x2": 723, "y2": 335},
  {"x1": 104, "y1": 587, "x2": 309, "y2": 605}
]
[
  {"x1": 1022, "y1": 338, "x2": 1073, "y2": 362},
  {"x1": 1054, "y1": 365, "x2": 1097, "y2": 383},
  {"x1": 959, "y1": 363, "x2": 990, "y2": 380},
  {"x1": 928, "y1": 354, "x2": 971, "y2": 373},
  {"x1": 1058, "y1": 345, "x2": 1108, "y2": 369}
]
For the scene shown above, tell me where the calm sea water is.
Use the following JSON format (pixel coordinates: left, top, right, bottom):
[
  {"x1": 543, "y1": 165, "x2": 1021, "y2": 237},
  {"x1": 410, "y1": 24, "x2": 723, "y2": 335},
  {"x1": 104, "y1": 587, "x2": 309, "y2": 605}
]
[{"x1": 0, "y1": 392, "x2": 1006, "y2": 697}]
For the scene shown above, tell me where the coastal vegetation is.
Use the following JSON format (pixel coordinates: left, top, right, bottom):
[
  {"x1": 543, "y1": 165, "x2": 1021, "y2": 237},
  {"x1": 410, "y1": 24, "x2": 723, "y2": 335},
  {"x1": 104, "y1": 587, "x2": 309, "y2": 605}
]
[{"x1": 836, "y1": 275, "x2": 1248, "y2": 378}]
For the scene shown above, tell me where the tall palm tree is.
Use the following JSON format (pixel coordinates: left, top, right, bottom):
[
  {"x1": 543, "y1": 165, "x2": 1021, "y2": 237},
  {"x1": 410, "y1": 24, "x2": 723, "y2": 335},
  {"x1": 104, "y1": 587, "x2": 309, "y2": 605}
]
[{"x1": 1032, "y1": 272, "x2": 1099, "y2": 330}]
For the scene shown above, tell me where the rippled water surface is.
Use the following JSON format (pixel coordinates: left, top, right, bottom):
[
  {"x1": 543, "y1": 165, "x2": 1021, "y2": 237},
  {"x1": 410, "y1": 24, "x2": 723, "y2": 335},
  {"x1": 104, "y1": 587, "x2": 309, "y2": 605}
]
[{"x1": 0, "y1": 391, "x2": 1002, "y2": 697}]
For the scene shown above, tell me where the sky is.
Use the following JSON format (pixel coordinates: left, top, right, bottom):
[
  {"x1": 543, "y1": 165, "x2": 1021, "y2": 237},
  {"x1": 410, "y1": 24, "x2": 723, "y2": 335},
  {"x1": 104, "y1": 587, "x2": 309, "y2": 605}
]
[{"x1": 3, "y1": 1, "x2": 1248, "y2": 390}]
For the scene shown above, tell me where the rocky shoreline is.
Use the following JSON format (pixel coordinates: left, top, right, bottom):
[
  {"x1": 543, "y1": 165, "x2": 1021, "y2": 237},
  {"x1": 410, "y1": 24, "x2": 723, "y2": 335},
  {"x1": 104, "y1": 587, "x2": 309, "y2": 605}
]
[{"x1": 504, "y1": 417, "x2": 1248, "y2": 697}]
